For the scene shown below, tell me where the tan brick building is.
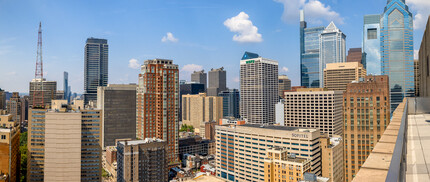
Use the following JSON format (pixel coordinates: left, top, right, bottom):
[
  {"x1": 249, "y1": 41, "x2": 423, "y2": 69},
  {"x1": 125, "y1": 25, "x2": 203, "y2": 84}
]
[
  {"x1": 0, "y1": 125, "x2": 20, "y2": 182},
  {"x1": 343, "y1": 75, "x2": 390, "y2": 182},
  {"x1": 264, "y1": 147, "x2": 311, "y2": 182},
  {"x1": 324, "y1": 62, "x2": 366, "y2": 91},
  {"x1": 182, "y1": 93, "x2": 223, "y2": 135},
  {"x1": 320, "y1": 135, "x2": 343, "y2": 182}
]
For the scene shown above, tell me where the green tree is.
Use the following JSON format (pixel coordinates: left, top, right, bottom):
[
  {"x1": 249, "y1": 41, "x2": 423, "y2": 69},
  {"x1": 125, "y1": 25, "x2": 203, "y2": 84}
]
[
  {"x1": 19, "y1": 131, "x2": 27, "y2": 182},
  {"x1": 179, "y1": 124, "x2": 194, "y2": 132}
]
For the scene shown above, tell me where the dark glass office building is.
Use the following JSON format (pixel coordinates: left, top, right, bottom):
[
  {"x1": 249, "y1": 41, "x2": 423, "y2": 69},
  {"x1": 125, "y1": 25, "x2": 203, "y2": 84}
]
[
  {"x1": 84, "y1": 38, "x2": 108, "y2": 105},
  {"x1": 218, "y1": 89, "x2": 240, "y2": 118}
]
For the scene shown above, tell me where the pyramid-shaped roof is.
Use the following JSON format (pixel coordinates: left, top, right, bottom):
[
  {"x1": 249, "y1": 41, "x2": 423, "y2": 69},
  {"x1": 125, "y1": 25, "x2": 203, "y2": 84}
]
[
  {"x1": 241, "y1": 52, "x2": 259, "y2": 60},
  {"x1": 323, "y1": 21, "x2": 342, "y2": 34}
]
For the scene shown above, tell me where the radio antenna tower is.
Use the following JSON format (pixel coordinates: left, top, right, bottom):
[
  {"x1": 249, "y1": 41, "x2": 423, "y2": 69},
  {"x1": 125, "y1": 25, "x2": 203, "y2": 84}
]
[{"x1": 33, "y1": 22, "x2": 44, "y2": 108}]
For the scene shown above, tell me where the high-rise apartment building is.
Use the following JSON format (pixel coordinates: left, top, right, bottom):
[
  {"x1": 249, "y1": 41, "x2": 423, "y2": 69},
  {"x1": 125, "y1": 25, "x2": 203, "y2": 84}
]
[
  {"x1": 179, "y1": 82, "x2": 205, "y2": 121},
  {"x1": 419, "y1": 16, "x2": 430, "y2": 97},
  {"x1": 278, "y1": 75, "x2": 292, "y2": 98},
  {"x1": 6, "y1": 92, "x2": 21, "y2": 125},
  {"x1": 191, "y1": 70, "x2": 207, "y2": 91},
  {"x1": 240, "y1": 52, "x2": 278, "y2": 124},
  {"x1": 84, "y1": 38, "x2": 108, "y2": 105},
  {"x1": 215, "y1": 124, "x2": 322, "y2": 182},
  {"x1": 320, "y1": 135, "x2": 343, "y2": 182},
  {"x1": 97, "y1": 84, "x2": 137, "y2": 147},
  {"x1": 300, "y1": 10, "x2": 325, "y2": 88},
  {"x1": 207, "y1": 67, "x2": 227, "y2": 96},
  {"x1": 0, "y1": 118, "x2": 19, "y2": 182},
  {"x1": 363, "y1": 14, "x2": 381, "y2": 75},
  {"x1": 29, "y1": 78, "x2": 57, "y2": 107},
  {"x1": 319, "y1": 22, "x2": 346, "y2": 87},
  {"x1": 284, "y1": 88, "x2": 343, "y2": 136},
  {"x1": 116, "y1": 139, "x2": 168, "y2": 182},
  {"x1": 381, "y1": 0, "x2": 414, "y2": 112},
  {"x1": 218, "y1": 89, "x2": 240, "y2": 118},
  {"x1": 27, "y1": 102, "x2": 102, "y2": 182},
  {"x1": 264, "y1": 147, "x2": 312, "y2": 182},
  {"x1": 136, "y1": 59, "x2": 179, "y2": 166},
  {"x1": 347, "y1": 48, "x2": 365, "y2": 67},
  {"x1": 324, "y1": 62, "x2": 366, "y2": 91},
  {"x1": 343, "y1": 75, "x2": 390, "y2": 182},
  {"x1": 182, "y1": 93, "x2": 223, "y2": 135}
]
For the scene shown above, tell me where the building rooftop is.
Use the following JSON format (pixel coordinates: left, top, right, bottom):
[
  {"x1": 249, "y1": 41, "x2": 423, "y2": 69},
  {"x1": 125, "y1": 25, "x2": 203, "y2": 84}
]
[
  {"x1": 406, "y1": 113, "x2": 430, "y2": 181},
  {"x1": 119, "y1": 138, "x2": 164, "y2": 146},
  {"x1": 240, "y1": 124, "x2": 299, "y2": 131}
]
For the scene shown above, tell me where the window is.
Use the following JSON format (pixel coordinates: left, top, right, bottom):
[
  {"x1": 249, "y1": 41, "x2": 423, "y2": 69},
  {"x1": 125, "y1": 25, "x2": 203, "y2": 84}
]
[
  {"x1": 1, "y1": 135, "x2": 5, "y2": 139},
  {"x1": 367, "y1": 28, "x2": 377, "y2": 39}
]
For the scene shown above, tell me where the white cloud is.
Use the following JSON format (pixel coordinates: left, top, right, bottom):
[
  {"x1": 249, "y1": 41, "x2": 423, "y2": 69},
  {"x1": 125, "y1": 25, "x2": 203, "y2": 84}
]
[
  {"x1": 161, "y1": 32, "x2": 179, "y2": 43},
  {"x1": 274, "y1": 0, "x2": 344, "y2": 25},
  {"x1": 281, "y1": 67, "x2": 289, "y2": 72},
  {"x1": 128, "y1": 58, "x2": 140, "y2": 69},
  {"x1": 224, "y1": 12, "x2": 263, "y2": 43},
  {"x1": 414, "y1": 50, "x2": 419, "y2": 60},
  {"x1": 407, "y1": 0, "x2": 430, "y2": 30},
  {"x1": 181, "y1": 64, "x2": 203, "y2": 73},
  {"x1": 233, "y1": 76, "x2": 240, "y2": 83}
]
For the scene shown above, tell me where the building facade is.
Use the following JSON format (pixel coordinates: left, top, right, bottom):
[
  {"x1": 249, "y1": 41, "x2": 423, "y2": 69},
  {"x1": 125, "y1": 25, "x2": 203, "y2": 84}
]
[
  {"x1": 347, "y1": 48, "x2": 365, "y2": 67},
  {"x1": 319, "y1": 22, "x2": 346, "y2": 87},
  {"x1": 178, "y1": 136, "x2": 215, "y2": 159},
  {"x1": 218, "y1": 89, "x2": 240, "y2": 119},
  {"x1": 207, "y1": 67, "x2": 227, "y2": 96},
  {"x1": 29, "y1": 78, "x2": 57, "y2": 108},
  {"x1": 6, "y1": 92, "x2": 21, "y2": 125},
  {"x1": 324, "y1": 62, "x2": 366, "y2": 91},
  {"x1": 264, "y1": 147, "x2": 312, "y2": 182},
  {"x1": 415, "y1": 60, "x2": 420, "y2": 97},
  {"x1": 179, "y1": 82, "x2": 205, "y2": 121},
  {"x1": 136, "y1": 59, "x2": 179, "y2": 166},
  {"x1": 0, "y1": 125, "x2": 19, "y2": 182},
  {"x1": 63, "y1": 71, "x2": 70, "y2": 102},
  {"x1": 343, "y1": 75, "x2": 390, "y2": 182},
  {"x1": 191, "y1": 70, "x2": 207, "y2": 91},
  {"x1": 419, "y1": 16, "x2": 430, "y2": 97},
  {"x1": 215, "y1": 124, "x2": 322, "y2": 182},
  {"x1": 182, "y1": 93, "x2": 223, "y2": 135},
  {"x1": 284, "y1": 88, "x2": 343, "y2": 137},
  {"x1": 380, "y1": 0, "x2": 414, "y2": 112},
  {"x1": 363, "y1": 14, "x2": 381, "y2": 75},
  {"x1": 240, "y1": 52, "x2": 278, "y2": 124},
  {"x1": 278, "y1": 75, "x2": 292, "y2": 98},
  {"x1": 116, "y1": 139, "x2": 168, "y2": 182},
  {"x1": 320, "y1": 136, "x2": 343, "y2": 182},
  {"x1": 97, "y1": 84, "x2": 137, "y2": 147},
  {"x1": 84, "y1": 38, "x2": 108, "y2": 105}
]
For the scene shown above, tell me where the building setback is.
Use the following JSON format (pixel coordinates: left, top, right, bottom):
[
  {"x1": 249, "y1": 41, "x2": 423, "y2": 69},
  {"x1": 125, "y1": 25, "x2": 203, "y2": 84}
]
[
  {"x1": 218, "y1": 89, "x2": 240, "y2": 119},
  {"x1": 324, "y1": 62, "x2": 366, "y2": 91},
  {"x1": 97, "y1": 84, "x2": 137, "y2": 147},
  {"x1": 116, "y1": 138, "x2": 168, "y2": 182},
  {"x1": 284, "y1": 88, "x2": 343, "y2": 137},
  {"x1": 84, "y1": 38, "x2": 108, "y2": 105},
  {"x1": 207, "y1": 67, "x2": 227, "y2": 96},
  {"x1": 136, "y1": 59, "x2": 179, "y2": 166},
  {"x1": 215, "y1": 124, "x2": 322, "y2": 182},
  {"x1": 240, "y1": 52, "x2": 278, "y2": 124},
  {"x1": 343, "y1": 75, "x2": 390, "y2": 182}
]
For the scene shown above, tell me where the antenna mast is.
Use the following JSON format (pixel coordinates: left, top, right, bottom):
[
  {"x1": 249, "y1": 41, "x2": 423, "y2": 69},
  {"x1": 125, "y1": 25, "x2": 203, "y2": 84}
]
[{"x1": 33, "y1": 22, "x2": 44, "y2": 108}]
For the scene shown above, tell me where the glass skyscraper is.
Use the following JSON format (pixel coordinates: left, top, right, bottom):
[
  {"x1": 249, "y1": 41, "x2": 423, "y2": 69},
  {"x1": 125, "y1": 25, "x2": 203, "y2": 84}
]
[
  {"x1": 381, "y1": 0, "x2": 414, "y2": 112},
  {"x1": 300, "y1": 10, "x2": 325, "y2": 88},
  {"x1": 363, "y1": 15, "x2": 382, "y2": 75},
  {"x1": 84, "y1": 38, "x2": 108, "y2": 105},
  {"x1": 319, "y1": 22, "x2": 346, "y2": 87}
]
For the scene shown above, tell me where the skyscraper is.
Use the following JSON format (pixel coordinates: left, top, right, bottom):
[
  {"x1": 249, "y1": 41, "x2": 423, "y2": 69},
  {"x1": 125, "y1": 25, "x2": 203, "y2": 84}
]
[
  {"x1": 319, "y1": 21, "x2": 346, "y2": 87},
  {"x1": 278, "y1": 75, "x2": 291, "y2": 98},
  {"x1": 381, "y1": 0, "x2": 414, "y2": 112},
  {"x1": 191, "y1": 70, "x2": 207, "y2": 91},
  {"x1": 136, "y1": 59, "x2": 179, "y2": 166},
  {"x1": 218, "y1": 89, "x2": 240, "y2": 118},
  {"x1": 363, "y1": 14, "x2": 381, "y2": 75},
  {"x1": 29, "y1": 79, "x2": 57, "y2": 107},
  {"x1": 240, "y1": 52, "x2": 278, "y2": 124},
  {"x1": 347, "y1": 48, "x2": 365, "y2": 67},
  {"x1": 84, "y1": 38, "x2": 108, "y2": 105},
  {"x1": 324, "y1": 62, "x2": 366, "y2": 91},
  {"x1": 207, "y1": 67, "x2": 227, "y2": 96},
  {"x1": 7, "y1": 92, "x2": 21, "y2": 124},
  {"x1": 179, "y1": 82, "x2": 205, "y2": 121},
  {"x1": 63, "y1": 71, "x2": 69, "y2": 102},
  {"x1": 300, "y1": 10, "x2": 325, "y2": 88}
]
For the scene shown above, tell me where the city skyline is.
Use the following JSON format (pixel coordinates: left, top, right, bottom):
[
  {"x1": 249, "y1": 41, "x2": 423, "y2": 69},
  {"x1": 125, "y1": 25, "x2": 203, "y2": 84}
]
[{"x1": 1, "y1": 0, "x2": 429, "y2": 94}]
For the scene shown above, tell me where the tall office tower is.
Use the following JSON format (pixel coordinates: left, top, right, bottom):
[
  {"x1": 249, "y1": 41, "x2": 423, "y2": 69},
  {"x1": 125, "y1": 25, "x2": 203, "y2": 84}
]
[
  {"x1": 0, "y1": 89, "x2": 5, "y2": 110},
  {"x1": 347, "y1": 48, "x2": 366, "y2": 66},
  {"x1": 415, "y1": 60, "x2": 420, "y2": 96},
  {"x1": 20, "y1": 96, "x2": 29, "y2": 123},
  {"x1": 363, "y1": 14, "x2": 382, "y2": 75},
  {"x1": 278, "y1": 75, "x2": 292, "y2": 98},
  {"x1": 419, "y1": 16, "x2": 430, "y2": 97},
  {"x1": 28, "y1": 101, "x2": 103, "y2": 182},
  {"x1": 319, "y1": 22, "x2": 346, "y2": 87},
  {"x1": 63, "y1": 71, "x2": 69, "y2": 102},
  {"x1": 215, "y1": 124, "x2": 322, "y2": 181},
  {"x1": 284, "y1": 88, "x2": 343, "y2": 136},
  {"x1": 324, "y1": 62, "x2": 367, "y2": 91},
  {"x1": 182, "y1": 93, "x2": 223, "y2": 135},
  {"x1": 381, "y1": 0, "x2": 414, "y2": 112},
  {"x1": 7, "y1": 92, "x2": 21, "y2": 124},
  {"x1": 343, "y1": 75, "x2": 390, "y2": 182},
  {"x1": 264, "y1": 147, "x2": 312, "y2": 182},
  {"x1": 84, "y1": 38, "x2": 108, "y2": 105},
  {"x1": 136, "y1": 59, "x2": 179, "y2": 166},
  {"x1": 218, "y1": 89, "x2": 240, "y2": 118},
  {"x1": 116, "y1": 139, "x2": 168, "y2": 182},
  {"x1": 240, "y1": 52, "x2": 278, "y2": 124},
  {"x1": 320, "y1": 135, "x2": 343, "y2": 182},
  {"x1": 0, "y1": 115, "x2": 20, "y2": 182},
  {"x1": 29, "y1": 79, "x2": 57, "y2": 107},
  {"x1": 97, "y1": 84, "x2": 137, "y2": 147},
  {"x1": 300, "y1": 10, "x2": 326, "y2": 88},
  {"x1": 191, "y1": 70, "x2": 207, "y2": 91},
  {"x1": 179, "y1": 82, "x2": 205, "y2": 121},
  {"x1": 207, "y1": 67, "x2": 227, "y2": 96}
]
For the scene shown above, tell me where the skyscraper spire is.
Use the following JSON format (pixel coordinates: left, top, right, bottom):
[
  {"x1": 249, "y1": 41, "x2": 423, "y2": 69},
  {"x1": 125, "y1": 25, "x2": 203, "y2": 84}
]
[{"x1": 33, "y1": 22, "x2": 44, "y2": 108}]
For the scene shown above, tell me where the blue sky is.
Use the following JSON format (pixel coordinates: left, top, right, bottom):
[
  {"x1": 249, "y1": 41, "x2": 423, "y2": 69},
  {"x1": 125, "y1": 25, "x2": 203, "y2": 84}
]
[{"x1": 0, "y1": 0, "x2": 429, "y2": 93}]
